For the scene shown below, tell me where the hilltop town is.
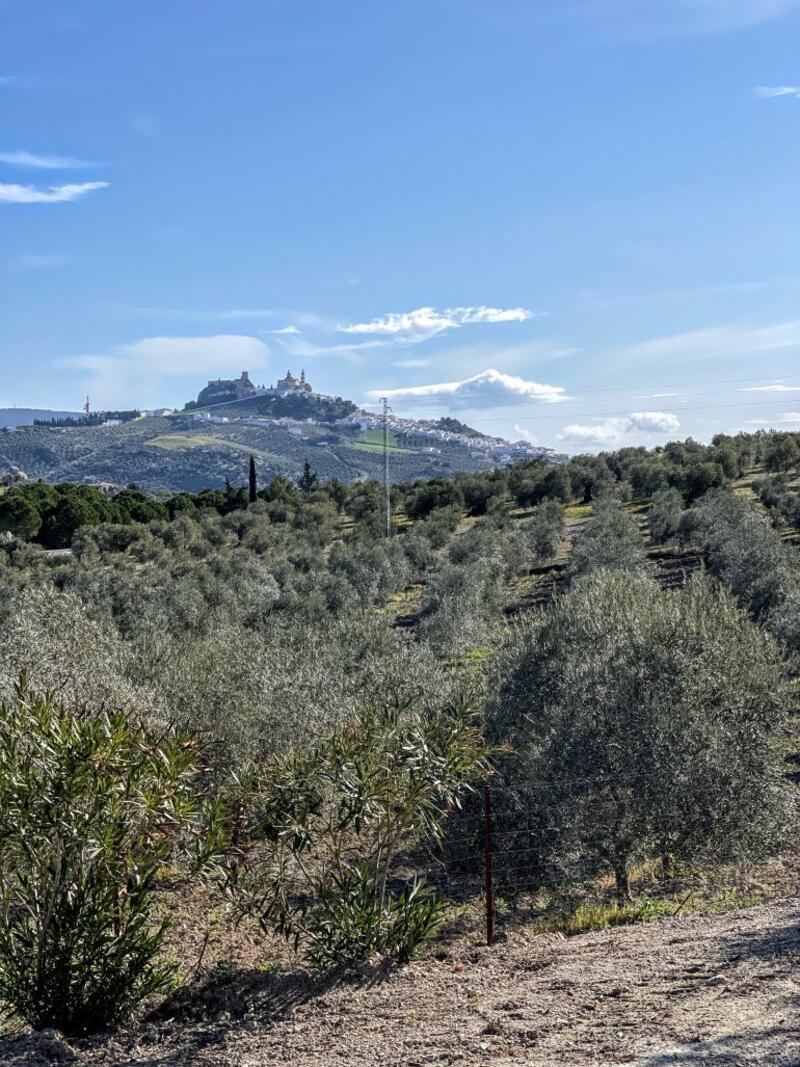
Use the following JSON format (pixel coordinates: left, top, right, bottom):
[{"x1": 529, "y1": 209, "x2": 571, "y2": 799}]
[
  {"x1": 182, "y1": 369, "x2": 558, "y2": 465},
  {"x1": 0, "y1": 369, "x2": 563, "y2": 494}
]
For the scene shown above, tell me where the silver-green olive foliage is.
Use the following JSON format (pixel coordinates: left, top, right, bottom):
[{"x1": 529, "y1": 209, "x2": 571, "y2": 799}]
[
  {"x1": 567, "y1": 499, "x2": 646, "y2": 583},
  {"x1": 489, "y1": 569, "x2": 791, "y2": 900}
]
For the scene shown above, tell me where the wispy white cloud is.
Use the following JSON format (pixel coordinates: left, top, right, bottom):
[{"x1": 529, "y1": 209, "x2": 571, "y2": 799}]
[
  {"x1": 562, "y1": 0, "x2": 800, "y2": 39},
  {"x1": 574, "y1": 278, "x2": 781, "y2": 311},
  {"x1": 740, "y1": 383, "x2": 800, "y2": 392},
  {"x1": 623, "y1": 320, "x2": 800, "y2": 362},
  {"x1": 0, "y1": 75, "x2": 48, "y2": 89},
  {"x1": 272, "y1": 332, "x2": 379, "y2": 364},
  {"x1": 0, "y1": 181, "x2": 108, "y2": 204},
  {"x1": 130, "y1": 112, "x2": 159, "y2": 138},
  {"x1": 371, "y1": 368, "x2": 567, "y2": 407},
  {"x1": 755, "y1": 85, "x2": 800, "y2": 98},
  {"x1": 392, "y1": 358, "x2": 432, "y2": 369},
  {"x1": 513, "y1": 423, "x2": 538, "y2": 443},
  {"x1": 543, "y1": 346, "x2": 581, "y2": 361},
  {"x1": 66, "y1": 335, "x2": 269, "y2": 377},
  {"x1": 633, "y1": 392, "x2": 682, "y2": 398},
  {"x1": 9, "y1": 252, "x2": 70, "y2": 270},
  {"x1": 125, "y1": 306, "x2": 335, "y2": 330},
  {"x1": 62, "y1": 335, "x2": 270, "y2": 408},
  {"x1": 746, "y1": 412, "x2": 800, "y2": 425},
  {"x1": 270, "y1": 325, "x2": 301, "y2": 335},
  {"x1": 0, "y1": 150, "x2": 95, "y2": 169},
  {"x1": 560, "y1": 411, "x2": 680, "y2": 445},
  {"x1": 452, "y1": 306, "x2": 535, "y2": 325},
  {"x1": 340, "y1": 305, "x2": 535, "y2": 343}
]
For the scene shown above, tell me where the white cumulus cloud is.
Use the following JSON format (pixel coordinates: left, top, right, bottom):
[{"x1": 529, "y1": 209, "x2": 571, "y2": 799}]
[
  {"x1": 627, "y1": 411, "x2": 681, "y2": 432},
  {"x1": 340, "y1": 305, "x2": 534, "y2": 342},
  {"x1": 560, "y1": 411, "x2": 680, "y2": 446},
  {"x1": 372, "y1": 368, "x2": 567, "y2": 407},
  {"x1": 0, "y1": 181, "x2": 108, "y2": 203}
]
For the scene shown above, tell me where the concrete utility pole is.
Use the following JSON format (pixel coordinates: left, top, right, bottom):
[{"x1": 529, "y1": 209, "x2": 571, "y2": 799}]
[{"x1": 381, "y1": 396, "x2": 391, "y2": 538}]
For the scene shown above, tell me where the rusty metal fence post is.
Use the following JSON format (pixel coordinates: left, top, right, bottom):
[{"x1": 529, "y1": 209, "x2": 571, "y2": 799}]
[{"x1": 483, "y1": 782, "x2": 494, "y2": 946}]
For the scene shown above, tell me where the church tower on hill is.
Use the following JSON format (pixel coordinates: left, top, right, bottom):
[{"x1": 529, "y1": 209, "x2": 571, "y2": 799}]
[{"x1": 276, "y1": 369, "x2": 312, "y2": 393}]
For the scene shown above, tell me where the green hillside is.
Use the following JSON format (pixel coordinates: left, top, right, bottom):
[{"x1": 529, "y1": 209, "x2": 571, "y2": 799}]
[{"x1": 0, "y1": 413, "x2": 494, "y2": 492}]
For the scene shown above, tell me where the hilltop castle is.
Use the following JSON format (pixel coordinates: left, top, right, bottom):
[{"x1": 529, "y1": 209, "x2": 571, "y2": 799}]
[
  {"x1": 190, "y1": 369, "x2": 314, "y2": 409},
  {"x1": 202, "y1": 370, "x2": 259, "y2": 403}
]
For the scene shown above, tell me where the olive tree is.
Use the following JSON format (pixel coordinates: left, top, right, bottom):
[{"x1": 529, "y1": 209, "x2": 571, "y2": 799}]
[
  {"x1": 682, "y1": 489, "x2": 798, "y2": 625},
  {"x1": 489, "y1": 570, "x2": 790, "y2": 900},
  {"x1": 567, "y1": 499, "x2": 646, "y2": 583},
  {"x1": 647, "y1": 487, "x2": 683, "y2": 544},
  {"x1": 527, "y1": 500, "x2": 565, "y2": 561}
]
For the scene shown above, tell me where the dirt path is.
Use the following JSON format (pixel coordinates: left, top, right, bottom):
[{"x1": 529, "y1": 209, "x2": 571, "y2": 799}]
[{"x1": 3, "y1": 897, "x2": 798, "y2": 1067}]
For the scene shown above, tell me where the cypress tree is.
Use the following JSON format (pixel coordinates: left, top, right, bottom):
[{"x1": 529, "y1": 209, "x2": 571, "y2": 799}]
[
  {"x1": 299, "y1": 460, "x2": 318, "y2": 495},
  {"x1": 249, "y1": 455, "x2": 257, "y2": 503}
]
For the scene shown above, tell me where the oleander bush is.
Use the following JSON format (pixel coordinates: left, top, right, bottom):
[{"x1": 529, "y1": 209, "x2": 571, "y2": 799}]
[
  {"x1": 0, "y1": 677, "x2": 224, "y2": 1034},
  {"x1": 234, "y1": 697, "x2": 491, "y2": 968}
]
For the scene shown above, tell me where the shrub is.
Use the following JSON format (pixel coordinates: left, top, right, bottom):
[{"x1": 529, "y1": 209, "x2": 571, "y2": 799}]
[
  {"x1": 235, "y1": 698, "x2": 490, "y2": 968},
  {"x1": 0, "y1": 677, "x2": 224, "y2": 1034}
]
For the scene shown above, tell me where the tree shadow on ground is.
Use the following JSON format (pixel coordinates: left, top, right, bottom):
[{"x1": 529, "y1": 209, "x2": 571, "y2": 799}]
[
  {"x1": 636, "y1": 1021, "x2": 800, "y2": 1066},
  {"x1": 0, "y1": 960, "x2": 400, "y2": 1067},
  {"x1": 723, "y1": 912, "x2": 800, "y2": 964},
  {"x1": 148, "y1": 955, "x2": 396, "y2": 1027},
  {"x1": 639, "y1": 907, "x2": 800, "y2": 1067}
]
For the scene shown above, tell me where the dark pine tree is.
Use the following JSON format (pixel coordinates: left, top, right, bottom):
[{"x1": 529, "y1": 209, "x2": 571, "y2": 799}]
[{"x1": 249, "y1": 455, "x2": 257, "y2": 503}]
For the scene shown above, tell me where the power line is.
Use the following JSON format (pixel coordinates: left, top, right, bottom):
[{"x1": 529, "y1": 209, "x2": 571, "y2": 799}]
[
  {"x1": 364, "y1": 372, "x2": 800, "y2": 409},
  {"x1": 454, "y1": 397, "x2": 800, "y2": 424},
  {"x1": 526, "y1": 370, "x2": 800, "y2": 398}
]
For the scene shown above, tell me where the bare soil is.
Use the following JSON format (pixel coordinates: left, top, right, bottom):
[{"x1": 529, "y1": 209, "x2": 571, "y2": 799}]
[{"x1": 2, "y1": 895, "x2": 798, "y2": 1067}]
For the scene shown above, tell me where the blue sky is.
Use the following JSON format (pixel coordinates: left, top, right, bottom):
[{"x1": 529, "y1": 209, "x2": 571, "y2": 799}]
[{"x1": 3, "y1": 0, "x2": 800, "y2": 451}]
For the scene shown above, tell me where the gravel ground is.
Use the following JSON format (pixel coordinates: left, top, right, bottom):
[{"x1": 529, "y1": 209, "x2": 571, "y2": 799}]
[{"x1": 1, "y1": 896, "x2": 798, "y2": 1067}]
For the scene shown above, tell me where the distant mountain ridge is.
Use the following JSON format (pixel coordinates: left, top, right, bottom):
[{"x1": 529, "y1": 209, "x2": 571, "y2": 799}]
[{"x1": 0, "y1": 408, "x2": 81, "y2": 428}]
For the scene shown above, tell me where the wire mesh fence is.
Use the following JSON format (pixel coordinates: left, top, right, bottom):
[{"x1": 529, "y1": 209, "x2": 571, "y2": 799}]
[
  {"x1": 408, "y1": 781, "x2": 579, "y2": 945},
  {"x1": 414, "y1": 772, "x2": 651, "y2": 944}
]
